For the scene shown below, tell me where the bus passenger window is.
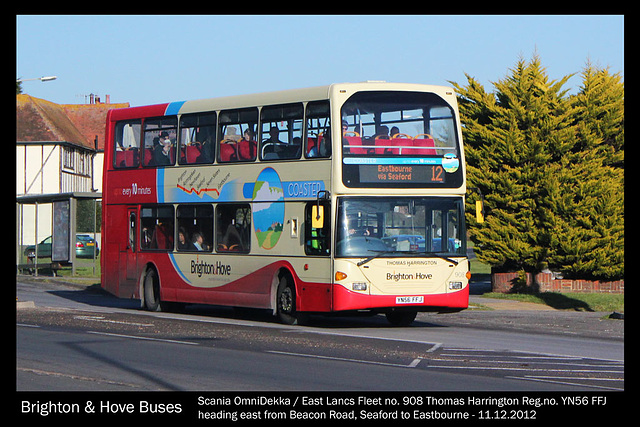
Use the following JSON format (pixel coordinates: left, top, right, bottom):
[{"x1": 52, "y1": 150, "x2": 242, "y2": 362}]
[
  {"x1": 216, "y1": 204, "x2": 251, "y2": 252},
  {"x1": 260, "y1": 103, "x2": 303, "y2": 161},
  {"x1": 305, "y1": 101, "x2": 331, "y2": 158},
  {"x1": 143, "y1": 117, "x2": 177, "y2": 167},
  {"x1": 114, "y1": 120, "x2": 141, "y2": 168},
  {"x1": 140, "y1": 205, "x2": 174, "y2": 251},
  {"x1": 177, "y1": 205, "x2": 213, "y2": 252},
  {"x1": 179, "y1": 113, "x2": 216, "y2": 165},
  {"x1": 218, "y1": 108, "x2": 258, "y2": 163}
]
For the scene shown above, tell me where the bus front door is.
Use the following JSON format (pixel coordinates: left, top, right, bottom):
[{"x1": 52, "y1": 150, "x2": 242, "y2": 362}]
[{"x1": 118, "y1": 208, "x2": 138, "y2": 297}]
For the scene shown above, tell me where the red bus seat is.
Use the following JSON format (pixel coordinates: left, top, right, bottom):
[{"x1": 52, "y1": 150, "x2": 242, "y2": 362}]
[
  {"x1": 376, "y1": 137, "x2": 413, "y2": 155},
  {"x1": 115, "y1": 149, "x2": 139, "y2": 167},
  {"x1": 219, "y1": 143, "x2": 237, "y2": 162},
  {"x1": 344, "y1": 136, "x2": 367, "y2": 154},
  {"x1": 407, "y1": 138, "x2": 436, "y2": 155},
  {"x1": 238, "y1": 140, "x2": 256, "y2": 161},
  {"x1": 185, "y1": 144, "x2": 201, "y2": 163},
  {"x1": 306, "y1": 136, "x2": 316, "y2": 155},
  {"x1": 143, "y1": 148, "x2": 154, "y2": 166}
]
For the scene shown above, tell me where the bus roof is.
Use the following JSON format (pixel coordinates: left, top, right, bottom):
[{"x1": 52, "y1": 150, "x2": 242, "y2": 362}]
[{"x1": 107, "y1": 82, "x2": 457, "y2": 120}]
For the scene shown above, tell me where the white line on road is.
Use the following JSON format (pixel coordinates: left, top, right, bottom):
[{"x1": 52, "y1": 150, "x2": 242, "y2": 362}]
[
  {"x1": 267, "y1": 350, "x2": 422, "y2": 368},
  {"x1": 87, "y1": 331, "x2": 199, "y2": 346}
]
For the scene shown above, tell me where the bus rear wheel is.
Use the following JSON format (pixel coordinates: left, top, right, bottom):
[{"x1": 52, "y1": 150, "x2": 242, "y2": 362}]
[
  {"x1": 276, "y1": 275, "x2": 308, "y2": 325},
  {"x1": 143, "y1": 268, "x2": 162, "y2": 312}
]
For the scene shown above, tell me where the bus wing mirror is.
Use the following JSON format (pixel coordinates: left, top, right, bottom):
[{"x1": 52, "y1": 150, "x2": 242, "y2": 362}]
[
  {"x1": 312, "y1": 205, "x2": 325, "y2": 229},
  {"x1": 475, "y1": 200, "x2": 484, "y2": 223},
  {"x1": 313, "y1": 190, "x2": 330, "y2": 228},
  {"x1": 470, "y1": 187, "x2": 485, "y2": 224}
]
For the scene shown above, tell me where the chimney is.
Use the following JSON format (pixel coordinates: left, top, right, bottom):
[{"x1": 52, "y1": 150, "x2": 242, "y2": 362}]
[{"x1": 106, "y1": 94, "x2": 110, "y2": 104}]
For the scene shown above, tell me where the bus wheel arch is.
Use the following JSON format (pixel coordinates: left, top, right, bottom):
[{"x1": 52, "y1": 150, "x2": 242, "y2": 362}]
[{"x1": 274, "y1": 268, "x2": 308, "y2": 325}]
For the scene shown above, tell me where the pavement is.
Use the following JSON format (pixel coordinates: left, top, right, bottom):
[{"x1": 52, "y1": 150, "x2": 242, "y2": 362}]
[
  {"x1": 469, "y1": 295, "x2": 556, "y2": 311},
  {"x1": 16, "y1": 275, "x2": 562, "y2": 312},
  {"x1": 16, "y1": 274, "x2": 624, "y2": 340}
]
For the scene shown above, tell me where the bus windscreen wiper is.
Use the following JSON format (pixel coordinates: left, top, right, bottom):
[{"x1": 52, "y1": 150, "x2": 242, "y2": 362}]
[
  {"x1": 357, "y1": 250, "x2": 459, "y2": 267},
  {"x1": 424, "y1": 252, "x2": 459, "y2": 266},
  {"x1": 357, "y1": 250, "x2": 420, "y2": 267}
]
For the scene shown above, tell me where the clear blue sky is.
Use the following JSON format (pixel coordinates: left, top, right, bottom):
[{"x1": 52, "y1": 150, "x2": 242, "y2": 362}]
[{"x1": 17, "y1": 15, "x2": 624, "y2": 107}]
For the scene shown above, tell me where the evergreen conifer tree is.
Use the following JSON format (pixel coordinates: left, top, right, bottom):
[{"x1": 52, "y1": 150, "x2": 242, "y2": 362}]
[
  {"x1": 538, "y1": 64, "x2": 624, "y2": 279},
  {"x1": 453, "y1": 56, "x2": 624, "y2": 280}
]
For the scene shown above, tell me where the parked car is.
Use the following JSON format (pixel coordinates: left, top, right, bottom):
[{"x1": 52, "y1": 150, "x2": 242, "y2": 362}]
[{"x1": 24, "y1": 234, "x2": 100, "y2": 259}]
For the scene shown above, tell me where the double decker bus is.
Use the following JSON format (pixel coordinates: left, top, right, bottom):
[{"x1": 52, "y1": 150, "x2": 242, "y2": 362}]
[{"x1": 101, "y1": 82, "x2": 470, "y2": 326}]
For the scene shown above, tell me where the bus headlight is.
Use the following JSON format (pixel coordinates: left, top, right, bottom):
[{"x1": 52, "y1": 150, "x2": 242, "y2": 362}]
[
  {"x1": 448, "y1": 281, "x2": 463, "y2": 290},
  {"x1": 352, "y1": 282, "x2": 367, "y2": 291}
]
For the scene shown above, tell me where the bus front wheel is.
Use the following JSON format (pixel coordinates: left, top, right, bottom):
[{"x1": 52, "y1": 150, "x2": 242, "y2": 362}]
[
  {"x1": 385, "y1": 310, "x2": 417, "y2": 326},
  {"x1": 276, "y1": 275, "x2": 308, "y2": 325}
]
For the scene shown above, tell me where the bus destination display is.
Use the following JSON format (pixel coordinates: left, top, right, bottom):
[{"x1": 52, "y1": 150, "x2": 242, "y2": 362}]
[{"x1": 359, "y1": 164, "x2": 445, "y2": 184}]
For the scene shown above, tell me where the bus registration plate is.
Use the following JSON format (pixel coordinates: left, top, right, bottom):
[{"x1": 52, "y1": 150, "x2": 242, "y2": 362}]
[{"x1": 396, "y1": 296, "x2": 424, "y2": 304}]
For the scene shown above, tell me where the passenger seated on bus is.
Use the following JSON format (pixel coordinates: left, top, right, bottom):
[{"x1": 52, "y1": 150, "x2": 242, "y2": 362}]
[
  {"x1": 308, "y1": 131, "x2": 331, "y2": 158},
  {"x1": 238, "y1": 129, "x2": 257, "y2": 160},
  {"x1": 265, "y1": 126, "x2": 284, "y2": 145},
  {"x1": 153, "y1": 132, "x2": 173, "y2": 165},
  {"x1": 318, "y1": 130, "x2": 331, "y2": 157},
  {"x1": 141, "y1": 226, "x2": 152, "y2": 249},
  {"x1": 151, "y1": 222, "x2": 173, "y2": 249},
  {"x1": 290, "y1": 136, "x2": 302, "y2": 158},
  {"x1": 192, "y1": 231, "x2": 209, "y2": 251},
  {"x1": 374, "y1": 125, "x2": 390, "y2": 140},
  {"x1": 196, "y1": 140, "x2": 214, "y2": 163},
  {"x1": 177, "y1": 228, "x2": 196, "y2": 251},
  {"x1": 224, "y1": 126, "x2": 241, "y2": 142},
  {"x1": 262, "y1": 126, "x2": 285, "y2": 159}
]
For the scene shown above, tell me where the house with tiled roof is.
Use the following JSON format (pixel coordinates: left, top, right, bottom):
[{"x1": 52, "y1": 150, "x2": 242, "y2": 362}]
[
  {"x1": 16, "y1": 94, "x2": 129, "y2": 195},
  {"x1": 16, "y1": 93, "x2": 129, "y2": 247}
]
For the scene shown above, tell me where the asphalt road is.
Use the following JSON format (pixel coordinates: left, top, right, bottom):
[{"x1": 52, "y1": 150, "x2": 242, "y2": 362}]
[{"x1": 16, "y1": 276, "x2": 624, "y2": 392}]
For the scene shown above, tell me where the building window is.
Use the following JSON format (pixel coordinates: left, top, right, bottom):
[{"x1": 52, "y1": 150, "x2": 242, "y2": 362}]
[{"x1": 63, "y1": 147, "x2": 75, "y2": 170}]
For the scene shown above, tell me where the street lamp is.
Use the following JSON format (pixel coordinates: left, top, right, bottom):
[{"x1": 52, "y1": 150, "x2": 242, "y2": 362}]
[{"x1": 16, "y1": 76, "x2": 57, "y2": 82}]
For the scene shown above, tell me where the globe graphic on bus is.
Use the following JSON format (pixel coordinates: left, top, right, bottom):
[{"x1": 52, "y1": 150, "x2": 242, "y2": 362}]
[{"x1": 252, "y1": 167, "x2": 285, "y2": 249}]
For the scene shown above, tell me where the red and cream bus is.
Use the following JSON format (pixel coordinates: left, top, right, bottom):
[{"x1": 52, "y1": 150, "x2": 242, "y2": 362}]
[{"x1": 101, "y1": 82, "x2": 470, "y2": 326}]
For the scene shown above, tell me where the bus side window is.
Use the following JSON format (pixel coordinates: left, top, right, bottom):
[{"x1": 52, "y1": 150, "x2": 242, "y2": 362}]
[
  {"x1": 114, "y1": 120, "x2": 141, "y2": 168},
  {"x1": 143, "y1": 117, "x2": 177, "y2": 167},
  {"x1": 305, "y1": 100, "x2": 331, "y2": 159},
  {"x1": 216, "y1": 204, "x2": 251, "y2": 253},
  {"x1": 305, "y1": 202, "x2": 330, "y2": 255},
  {"x1": 140, "y1": 205, "x2": 174, "y2": 251},
  {"x1": 179, "y1": 112, "x2": 216, "y2": 165},
  {"x1": 218, "y1": 108, "x2": 258, "y2": 163},
  {"x1": 177, "y1": 205, "x2": 214, "y2": 251},
  {"x1": 260, "y1": 103, "x2": 303, "y2": 161}
]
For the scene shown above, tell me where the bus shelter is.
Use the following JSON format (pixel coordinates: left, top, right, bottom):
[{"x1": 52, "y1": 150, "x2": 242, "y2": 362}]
[{"x1": 16, "y1": 192, "x2": 101, "y2": 276}]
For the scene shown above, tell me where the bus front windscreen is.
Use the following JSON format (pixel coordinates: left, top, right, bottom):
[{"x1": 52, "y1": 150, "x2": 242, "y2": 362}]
[
  {"x1": 341, "y1": 91, "x2": 463, "y2": 188},
  {"x1": 335, "y1": 197, "x2": 466, "y2": 260}
]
